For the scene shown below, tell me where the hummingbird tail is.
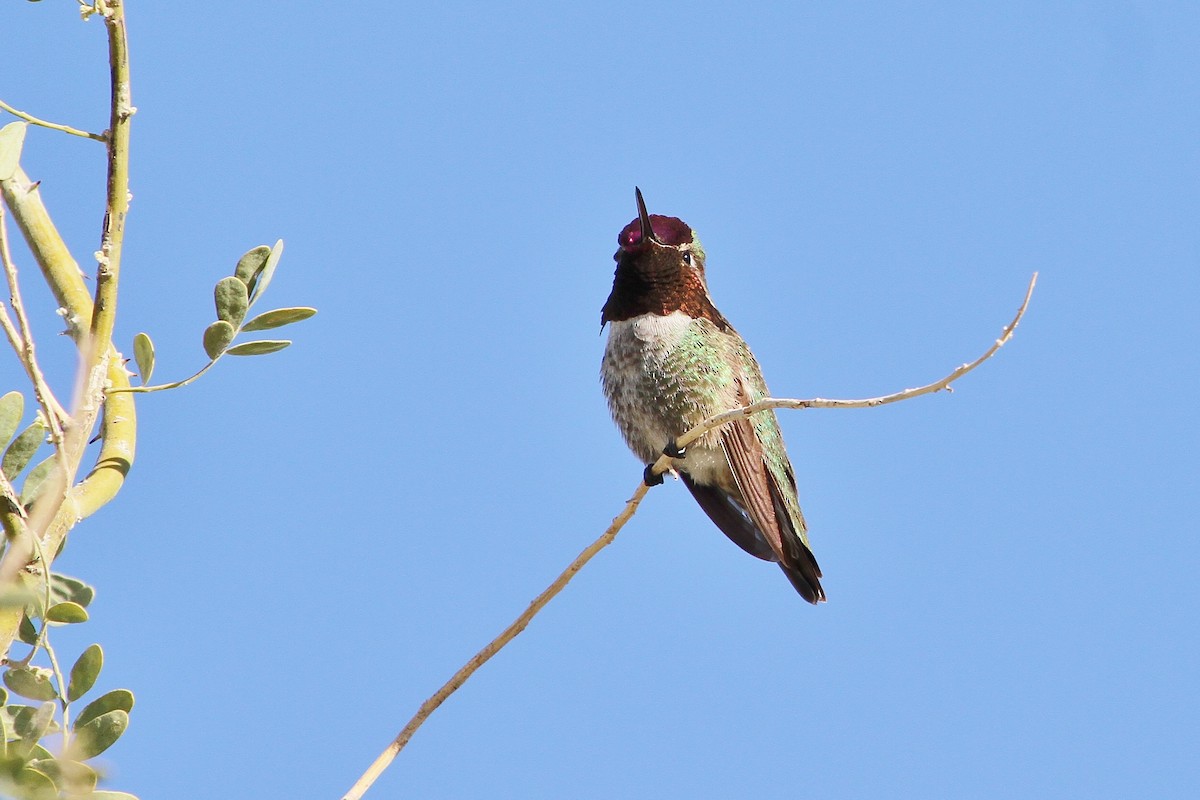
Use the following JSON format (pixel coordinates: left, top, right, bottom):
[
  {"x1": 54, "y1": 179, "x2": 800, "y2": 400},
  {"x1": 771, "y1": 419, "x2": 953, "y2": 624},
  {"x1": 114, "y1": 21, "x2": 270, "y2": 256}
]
[{"x1": 779, "y1": 547, "x2": 825, "y2": 605}]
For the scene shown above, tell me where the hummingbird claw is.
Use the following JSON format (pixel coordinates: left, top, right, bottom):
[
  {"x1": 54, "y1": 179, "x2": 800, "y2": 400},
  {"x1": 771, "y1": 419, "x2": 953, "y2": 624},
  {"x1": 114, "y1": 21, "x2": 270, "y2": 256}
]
[{"x1": 643, "y1": 464, "x2": 665, "y2": 487}]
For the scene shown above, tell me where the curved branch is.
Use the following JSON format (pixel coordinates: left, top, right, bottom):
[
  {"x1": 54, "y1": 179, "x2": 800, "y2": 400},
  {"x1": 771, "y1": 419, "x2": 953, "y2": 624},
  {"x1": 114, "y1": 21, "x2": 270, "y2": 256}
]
[
  {"x1": 667, "y1": 272, "x2": 1039, "y2": 454},
  {"x1": 339, "y1": 273, "x2": 1037, "y2": 800}
]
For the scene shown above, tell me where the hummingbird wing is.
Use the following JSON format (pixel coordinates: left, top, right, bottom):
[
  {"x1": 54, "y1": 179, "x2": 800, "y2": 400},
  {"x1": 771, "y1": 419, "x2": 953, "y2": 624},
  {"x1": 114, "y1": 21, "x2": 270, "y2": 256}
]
[
  {"x1": 718, "y1": 379, "x2": 826, "y2": 604},
  {"x1": 679, "y1": 473, "x2": 777, "y2": 561}
]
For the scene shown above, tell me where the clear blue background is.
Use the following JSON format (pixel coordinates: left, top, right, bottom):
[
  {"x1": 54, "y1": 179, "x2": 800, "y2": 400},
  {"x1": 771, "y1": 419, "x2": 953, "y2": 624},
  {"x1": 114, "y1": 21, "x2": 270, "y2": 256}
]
[{"x1": 1, "y1": 2, "x2": 1197, "y2": 798}]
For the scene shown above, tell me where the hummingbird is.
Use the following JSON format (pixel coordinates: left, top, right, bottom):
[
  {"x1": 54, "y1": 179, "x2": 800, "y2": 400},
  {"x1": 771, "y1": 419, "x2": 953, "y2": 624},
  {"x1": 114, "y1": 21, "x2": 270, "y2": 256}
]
[{"x1": 600, "y1": 188, "x2": 825, "y2": 603}]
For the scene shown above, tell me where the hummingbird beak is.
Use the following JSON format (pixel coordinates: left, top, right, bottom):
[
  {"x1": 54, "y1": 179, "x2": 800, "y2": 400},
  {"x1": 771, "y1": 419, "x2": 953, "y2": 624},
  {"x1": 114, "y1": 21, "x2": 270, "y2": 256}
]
[{"x1": 635, "y1": 187, "x2": 660, "y2": 245}]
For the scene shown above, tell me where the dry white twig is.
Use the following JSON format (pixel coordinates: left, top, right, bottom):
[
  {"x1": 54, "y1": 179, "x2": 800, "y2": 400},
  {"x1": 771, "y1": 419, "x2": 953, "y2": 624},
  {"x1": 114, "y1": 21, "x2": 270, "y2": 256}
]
[
  {"x1": 340, "y1": 272, "x2": 1038, "y2": 800},
  {"x1": 0, "y1": 207, "x2": 70, "y2": 437}
]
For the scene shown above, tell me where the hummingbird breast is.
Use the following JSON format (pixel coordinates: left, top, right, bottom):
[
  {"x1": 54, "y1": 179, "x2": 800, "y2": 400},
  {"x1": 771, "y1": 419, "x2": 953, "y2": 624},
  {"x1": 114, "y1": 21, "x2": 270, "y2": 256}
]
[{"x1": 601, "y1": 310, "x2": 740, "y2": 488}]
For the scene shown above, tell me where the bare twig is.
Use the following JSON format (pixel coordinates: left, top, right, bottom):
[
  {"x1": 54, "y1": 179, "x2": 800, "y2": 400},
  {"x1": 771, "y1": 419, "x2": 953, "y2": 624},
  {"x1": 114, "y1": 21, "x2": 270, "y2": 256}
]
[
  {"x1": 0, "y1": 98, "x2": 105, "y2": 143},
  {"x1": 339, "y1": 272, "x2": 1037, "y2": 800},
  {"x1": 0, "y1": 206, "x2": 74, "y2": 549},
  {"x1": 340, "y1": 485, "x2": 651, "y2": 800},
  {"x1": 0, "y1": 206, "x2": 71, "y2": 434},
  {"x1": 667, "y1": 272, "x2": 1039, "y2": 452}
]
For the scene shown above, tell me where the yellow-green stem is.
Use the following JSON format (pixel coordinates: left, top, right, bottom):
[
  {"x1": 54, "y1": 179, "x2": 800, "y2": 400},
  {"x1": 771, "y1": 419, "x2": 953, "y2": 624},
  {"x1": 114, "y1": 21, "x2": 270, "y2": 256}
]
[
  {"x1": 88, "y1": 0, "x2": 131, "y2": 376},
  {"x1": 0, "y1": 169, "x2": 92, "y2": 333}
]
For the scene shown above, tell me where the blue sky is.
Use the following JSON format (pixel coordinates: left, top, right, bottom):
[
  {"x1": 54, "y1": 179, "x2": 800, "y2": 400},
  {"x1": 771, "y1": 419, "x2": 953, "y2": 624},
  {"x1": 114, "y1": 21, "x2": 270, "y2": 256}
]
[{"x1": 1, "y1": 2, "x2": 1197, "y2": 798}]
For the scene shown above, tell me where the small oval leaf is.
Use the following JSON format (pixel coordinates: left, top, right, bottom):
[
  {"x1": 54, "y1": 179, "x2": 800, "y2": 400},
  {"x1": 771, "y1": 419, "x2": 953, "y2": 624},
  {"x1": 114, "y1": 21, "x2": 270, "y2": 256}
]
[
  {"x1": 202, "y1": 320, "x2": 236, "y2": 360},
  {"x1": 20, "y1": 456, "x2": 57, "y2": 506},
  {"x1": 70, "y1": 709, "x2": 128, "y2": 760},
  {"x1": 0, "y1": 391, "x2": 24, "y2": 447},
  {"x1": 49, "y1": 573, "x2": 96, "y2": 608},
  {"x1": 14, "y1": 765, "x2": 55, "y2": 799},
  {"x1": 45, "y1": 601, "x2": 88, "y2": 625},
  {"x1": 248, "y1": 239, "x2": 284, "y2": 306},
  {"x1": 4, "y1": 668, "x2": 57, "y2": 702},
  {"x1": 89, "y1": 792, "x2": 140, "y2": 800},
  {"x1": 17, "y1": 614, "x2": 37, "y2": 645},
  {"x1": 75, "y1": 689, "x2": 134, "y2": 729},
  {"x1": 226, "y1": 340, "x2": 291, "y2": 356},
  {"x1": 214, "y1": 277, "x2": 249, "y2": 327},
  {"x1": 234, "y1": 245, "x2": 271, "y2": 286},
  {"x1": 132, "y1": 332, "x2": 155, "y2": 385},
  {"x1": 3, "y1": 419, "x2": 44, "y2": 479},
  {"x1": 6, "y1": 702, "x2": 56, "y2": 743},
  {"x1": 0, "y1": 122, "x2": 28, "y2": 182},
  {"x1": 67, "y1": 644, "x2": 103, "y2": 702},
  {"x1": 240, "y1": 307, "x2": 316, "y2": 332},
  {"x1": 29, "y1": 758, "x2": 98, "y2": 794}
]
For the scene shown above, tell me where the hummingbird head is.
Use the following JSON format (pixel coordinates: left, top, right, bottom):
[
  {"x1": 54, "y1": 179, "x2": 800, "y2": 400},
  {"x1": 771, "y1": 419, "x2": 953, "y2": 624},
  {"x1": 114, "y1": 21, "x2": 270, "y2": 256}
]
[{"x1": 600, "y1": 188, "x2": 729, "y2": 330}]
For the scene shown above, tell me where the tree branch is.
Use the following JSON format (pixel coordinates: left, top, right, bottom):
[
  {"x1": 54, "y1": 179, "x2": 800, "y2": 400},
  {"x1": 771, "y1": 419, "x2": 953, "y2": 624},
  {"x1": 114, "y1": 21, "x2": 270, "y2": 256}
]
[
  {"x1": 339, "y1": 272, "x2": 1038, "y2": 800},
  {"x1": 0, "y1": 2, "x2": 138, "y2": 661},
  {"x1": 88, "y1": 0, "x2": 131, "y2": 367}
]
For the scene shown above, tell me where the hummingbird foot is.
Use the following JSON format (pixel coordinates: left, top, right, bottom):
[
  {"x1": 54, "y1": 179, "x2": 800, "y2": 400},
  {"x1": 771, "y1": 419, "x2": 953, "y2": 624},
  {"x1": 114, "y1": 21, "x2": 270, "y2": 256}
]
[
  {"x1": 644, "y1": 439, "x2": 685, "y2": 486},
  {"x1": 643, "y1": 464, "x2": 665, "y2": 487}
]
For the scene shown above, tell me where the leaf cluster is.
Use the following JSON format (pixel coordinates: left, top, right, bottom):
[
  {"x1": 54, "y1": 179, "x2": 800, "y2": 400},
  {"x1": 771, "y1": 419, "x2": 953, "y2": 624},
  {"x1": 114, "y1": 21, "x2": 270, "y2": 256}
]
[
  {"x1": 128, "y1": 242, "x2": 316, "y2": 391},
  {"x1": 0, "y1": 573, "x2": 136, "y2": 800}
]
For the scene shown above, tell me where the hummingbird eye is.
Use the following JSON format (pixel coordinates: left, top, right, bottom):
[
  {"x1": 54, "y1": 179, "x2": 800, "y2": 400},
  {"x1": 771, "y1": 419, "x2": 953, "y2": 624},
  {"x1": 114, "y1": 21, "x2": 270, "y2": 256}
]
[{"x1": 682, "y1": 251, "x2": 693, "y2": 266}]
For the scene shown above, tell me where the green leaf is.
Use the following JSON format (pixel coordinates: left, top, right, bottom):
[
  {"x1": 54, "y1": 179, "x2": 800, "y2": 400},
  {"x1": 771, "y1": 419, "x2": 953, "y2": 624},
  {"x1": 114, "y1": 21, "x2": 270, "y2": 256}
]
[
  {"x1": 3, "y1": 669, "x2": 56, "y2": 702},
  {"x1": 49, "y1": 573, "x2": 95, "y2": 609},
  {"x1": 45, "y1": 602, "x2": 88, "y2": 625},
  {"x1": 13, "y1": 765, "x2": 55, "y2": 799},
  {"x1": 5, "y1": 702, "x2": 56, "y2": 744},
  {"x1": 241, "y1": 306, "x2": 316, "y2": 332},
  {"x1": 0, "y1": 122, "x2": 27, "y2": 182},
  {"x1": 132, "y1": 332, "x2": 155, "y2": 385},
  {"x1": 248, "y1": 239, "x2": 284, "y2": 306},
  {"x1": 0, "y1": 687, "x2": 7, "y2": 706},
  {"x1": 214, "y1": 276, "x2": 249, "y2": 327},
  {"x1": 67, "y1": 645, "x2": 102, "y2": 702},
  {"x1": 26, "y1": 743, "x2": 53, "y2": 762},
  {"x1": 17, "y1": 614, "x2": 37, "y2": 645},
  {"x1": 2, "y1": 420, "x2": 44, "y2": 479},
  {"x1": 29, "y1": 758, "x2": 97, "y2": 794},
  {"x1": 90, "y1": 793, "x2": 140, "y2": 800},
  {"x1": 233, "y1": 245, "x2": 271, "y2": 287},
  {"x1": 202, "y1": 320, "x2": 236, "y2": 360},
  {"x1": 74, "y1": 689, "x2": 133, "y2": 729},
  {"x1": 69, "y1": 710, "x2": 127, "y2": 760},
  {"x1": 19, "y1": 456, "x2": 57, "y2": 506},
  {"x1": 0, "y1": 392, "x2": 24, "y2": 448},
  {"x1": 226, "y1": 340, "x2": 290, "y2": 356}
]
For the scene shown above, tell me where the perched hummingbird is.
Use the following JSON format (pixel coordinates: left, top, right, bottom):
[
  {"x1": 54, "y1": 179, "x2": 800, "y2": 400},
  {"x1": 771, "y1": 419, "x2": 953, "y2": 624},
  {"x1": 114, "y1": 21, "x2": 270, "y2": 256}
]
[{"x1": 600, "y1": 188, "x2": 825, "y2": 603}]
